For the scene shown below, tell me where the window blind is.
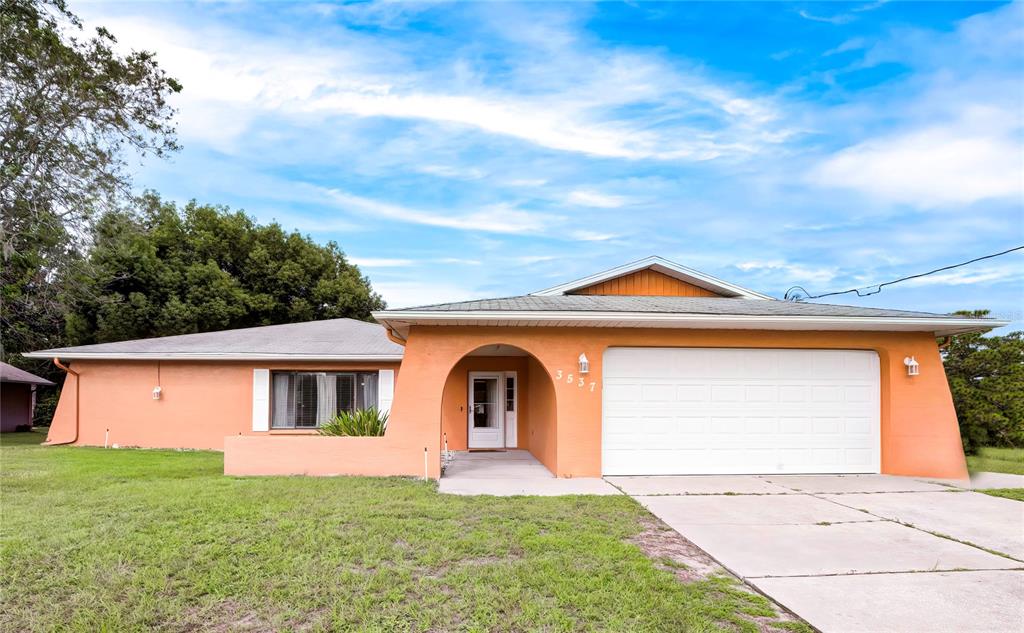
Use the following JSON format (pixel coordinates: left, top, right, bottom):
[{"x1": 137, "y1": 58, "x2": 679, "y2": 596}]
[{"x1": 271, "y1": 371, "x2": 378, "y2": 429}]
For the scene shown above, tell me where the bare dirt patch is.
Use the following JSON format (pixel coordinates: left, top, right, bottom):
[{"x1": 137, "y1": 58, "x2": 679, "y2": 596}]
[{"x1": 629, "y1": 516, "x2": 809, "y2": 632}]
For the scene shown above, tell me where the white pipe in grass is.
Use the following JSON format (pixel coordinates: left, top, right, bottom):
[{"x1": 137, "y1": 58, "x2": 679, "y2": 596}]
[
  {"x1": 104, "y1": 429, "x2": 109, "y2": 448},
  {"x1": 424, "y1": 447, "x2": 428, "y2": 481}
]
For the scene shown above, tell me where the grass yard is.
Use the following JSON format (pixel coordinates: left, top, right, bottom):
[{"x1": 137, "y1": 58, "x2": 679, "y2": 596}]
[
  {"x1": 0, "y1": 428, "x2": 49, "y2": 446},
  {"x1": 966, "y1": 447, "x2": 1024, "y2": 502},
  {"x1": 0, "y1": 436, "x2": 804, "y2": 632},
  {"x1": 967, "y1": 447, "x2": 1024, "y2": 475},
  {"x1": 979, "y1": 488, "x2": 1024, "y2": 502}
]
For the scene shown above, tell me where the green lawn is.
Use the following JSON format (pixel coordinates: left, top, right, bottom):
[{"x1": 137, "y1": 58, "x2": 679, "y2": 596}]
[
  {"x1": 980, "y1": 488, "x2": 1024, "y2": 502},
  {"x1": 0, "y1": 428, "x2": 48, "y2": 446},
  {"x1": 967, "y1": 447, "x2": 1024, "y2": 475},
  {"x1": 966, "y1": 447, "x2": 1024, "y2": 502},
  {"x1": 0, "y1": 439, "x2": 804, "y2": 632}
]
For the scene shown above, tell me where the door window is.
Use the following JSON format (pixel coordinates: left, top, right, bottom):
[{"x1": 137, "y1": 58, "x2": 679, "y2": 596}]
[{"x1": 472, "y1": 378, "x2": 498, "y2": 428}]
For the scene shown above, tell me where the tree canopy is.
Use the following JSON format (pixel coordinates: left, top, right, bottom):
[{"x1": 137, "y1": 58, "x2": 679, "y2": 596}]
[
  {"x1": 66, "y1": 194, "x2": 386, "y2": 345},
  {"x1": 1, "y1": 0, "x2": 181, "y2": 363},
  {"x1": 943, "y1": 310, "x2": 1024, "y2": 454},
  {"x1": 1, "y1": 1, "x2": 388, "y2": 428}
]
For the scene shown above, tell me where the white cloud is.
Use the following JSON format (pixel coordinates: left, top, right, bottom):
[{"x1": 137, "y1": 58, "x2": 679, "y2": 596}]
[
  {"x1": 515, "y1": 255, "x2": 559, "y2": 265},
  {"x1": 349, "y1": 257, "x2": 416, "y2": 267},
  {"x1": 810, "y1": 119, "x2": 1023, "y2": 208},
  {"x1": 735, "y1": 260, "x2": 840, "y2": 285},
  {"x1": 770, "y1": 49, "x2": 800, "y2": 61},
  {"x1": 416, "y1": 165, "x2": 487, "y2": 180},
  {"x1": 374, "y1": 280, "x2": 485, "y2": 309},
  {"x1": 503, "y1": 178, "x2": 548, "y2": 188},
  {"x1": 570, "y1": 230, "x2": 620, "y2": 242},
  {"x1": 824, "y1": 38, "x2": 867, "y2": 56},
  {"x1": 797, "y1": 10, "x2": 854, "y2": 25},
  {"x1": 566, "y1": 190, "x2": 630, "y2": 208},
  {"x1": 88, "y1": 12, "x2": 793, "y2": 162},
  {"x1": 350, "y1": 256, "x2": 484, "y2": 268},
  {"x1": 437, "y1": 258, "x2": 483, "y2": 265},
  {"x1": 802, "y1": 3, "x2": 1024, "y2": 209},
  {"x1": 899, "y1": 265, "x2": 1023, "y2": 288},
  {"x1": 321, "y1": 187, "x2": 558, "y2": 234}
]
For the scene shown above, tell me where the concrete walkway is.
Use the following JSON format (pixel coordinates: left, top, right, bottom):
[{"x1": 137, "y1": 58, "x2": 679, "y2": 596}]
[
  {"x1": 612, "y1": 474, "x2": 1024, "y2": 633},
  {"x1": 438, "y1": 450, "x2": 619, "y2": 496}
]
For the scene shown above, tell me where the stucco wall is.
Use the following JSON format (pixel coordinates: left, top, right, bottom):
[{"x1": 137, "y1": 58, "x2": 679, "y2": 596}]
[
  {"x1": 45, "y1": 360, "x2": 401, "y2": 450},
  {"x1": 440, "y1": 355, "x2": 531, "y2": 450},
  {"x1": 525, "y1": 355, "x2": 557, "y2": 473},
  {"x1": 224, "y1": 435, "x2": 427, "y2": 477},
  {"x1": 44, "y1": 325, "x2": 968, "y2": 480},
  {"x1": 388, "y1": 326, "x2": 967, "y2": 479}
]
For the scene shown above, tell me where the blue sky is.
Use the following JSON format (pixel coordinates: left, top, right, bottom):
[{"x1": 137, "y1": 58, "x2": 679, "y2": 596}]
[{"x1": 78, "y1": 1, "x2": 1022, "y2": 329}]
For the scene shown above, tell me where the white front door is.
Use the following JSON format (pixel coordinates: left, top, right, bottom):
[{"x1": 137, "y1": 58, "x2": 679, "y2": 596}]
[
  {"x1": 602, "y1": 348, "x2": 881, "y2": 475},
  {"x1": 468, "y1": 373, "x2": 504, "y2": 449}
]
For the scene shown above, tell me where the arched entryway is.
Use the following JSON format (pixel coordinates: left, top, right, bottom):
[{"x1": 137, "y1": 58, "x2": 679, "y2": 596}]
[{"x1": 439, "y1": 343, "x2": 558, "y2": 474}]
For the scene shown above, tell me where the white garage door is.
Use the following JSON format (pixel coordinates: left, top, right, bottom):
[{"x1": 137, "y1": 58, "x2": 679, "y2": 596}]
[{"x1": 602, "y1": 348, "x2": 880, "y2": 475}]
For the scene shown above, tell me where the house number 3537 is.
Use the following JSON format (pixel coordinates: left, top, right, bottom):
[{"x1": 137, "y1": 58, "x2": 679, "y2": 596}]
[{"x1": 555, "y1": 369, "x2": 597, "y2": 392}]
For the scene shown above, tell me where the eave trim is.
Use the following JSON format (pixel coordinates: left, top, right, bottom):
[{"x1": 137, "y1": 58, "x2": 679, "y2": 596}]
[
  {"x1": 21, "y1": 352, "x2": 405, "y2": 362},
  {"x1": 373, "y1": 309, "x2": 1006, "y2": 335}
]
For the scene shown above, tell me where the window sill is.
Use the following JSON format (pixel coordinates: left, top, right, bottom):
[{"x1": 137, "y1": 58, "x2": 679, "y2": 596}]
[{"x1": 268, "y1": 429, "x2": 320, "y2": 435}]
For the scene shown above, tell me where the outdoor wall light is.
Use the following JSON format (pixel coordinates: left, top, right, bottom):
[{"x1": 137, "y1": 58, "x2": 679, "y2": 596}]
[
  {"x1": 152, "y1": 386, "x2": 163, "y2": 400},
  {"x1": 904, "y1": 356, "x2": 920, "y2": 377},
  {"x1": 578, "y1": 353, "x2": 590, "y2": 375}
]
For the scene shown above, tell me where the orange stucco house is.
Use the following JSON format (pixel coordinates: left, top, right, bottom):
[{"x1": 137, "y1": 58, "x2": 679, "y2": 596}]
[{"x1": 27, "y1": 257, "x2": 1004, "y2": 480}]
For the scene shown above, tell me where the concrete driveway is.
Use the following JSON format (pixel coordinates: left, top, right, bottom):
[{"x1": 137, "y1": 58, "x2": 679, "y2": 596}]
[{"x1": 610, "y1": 474, "x2": 1024, "y2": 633}]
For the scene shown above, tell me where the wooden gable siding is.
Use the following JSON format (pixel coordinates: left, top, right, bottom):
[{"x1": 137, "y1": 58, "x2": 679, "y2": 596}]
[{"x1": 569, "y1": 269, "x2": 723, "y2": 297}]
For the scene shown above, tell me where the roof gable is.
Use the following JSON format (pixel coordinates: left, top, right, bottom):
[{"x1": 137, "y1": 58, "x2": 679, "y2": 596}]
[
  {"x1": 531, "y1": 256, "x2": 773, "y2": 300},
  {"x1": 569, "y1": 268, "x2": 722, "y2": 297}
]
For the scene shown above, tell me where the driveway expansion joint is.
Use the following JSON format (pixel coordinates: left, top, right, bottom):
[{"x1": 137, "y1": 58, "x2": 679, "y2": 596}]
[
  {"x1": 810, "y1": 490, "x2": 1024, "y2": 562},
  {"x1": 746, "y1": 567, "x2": 1024, "y2": 580}
]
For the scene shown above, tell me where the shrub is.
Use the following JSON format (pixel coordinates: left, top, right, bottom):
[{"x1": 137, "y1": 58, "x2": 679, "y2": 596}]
[{"x1": 318, "y1": 408, "x2": 388, "y2": 437}]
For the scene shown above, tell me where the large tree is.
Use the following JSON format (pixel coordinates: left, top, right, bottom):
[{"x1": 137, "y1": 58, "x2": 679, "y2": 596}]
[
  {"x1": 943, "y1": 310, "x2": 1024, "y2": 454},
  {"x1": 66, "y1": 194, "x2": 385, "y2": 344},
  {"x1": 1, "y1": 0, "x2": 180, "y2": 368}
]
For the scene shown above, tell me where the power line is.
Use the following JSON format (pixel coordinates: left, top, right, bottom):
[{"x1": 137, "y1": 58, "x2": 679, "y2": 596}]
[{"x1": 784, "y1": 245, "x2": 1024, "y2": 302}]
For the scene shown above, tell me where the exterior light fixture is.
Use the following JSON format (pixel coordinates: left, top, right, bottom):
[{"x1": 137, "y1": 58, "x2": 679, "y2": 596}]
[
  {"x1": 152, "y1": 386, "x2": 163, "y2": 400},
  {"x1": 904, "y1": 357, "x2": 920, "y2": 377},
  {"x1": 578, "y1": 353, "x2": 590, "y2": 375}
]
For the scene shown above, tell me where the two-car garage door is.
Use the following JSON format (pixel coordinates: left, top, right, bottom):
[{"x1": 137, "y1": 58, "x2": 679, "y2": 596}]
[{"x1": 602, "y1": 348, "x2": 880, "y2": 475}]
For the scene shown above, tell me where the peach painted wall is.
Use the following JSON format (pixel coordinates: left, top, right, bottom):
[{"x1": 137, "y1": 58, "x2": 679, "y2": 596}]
[
  {"x1": 45, "y1": 326, "x2": 968, "y2": 481},
  {"x1": 440, "y1": 355, "x2": 531, "y2": 451},
  {"x1": 387, "y1": 326, "x2": 968, "y2": 479},
  {"x1": 45, "y1": 360, "x2": 400, "y2": 451},
  {"x1": 525, "y1": 355, "x2": 557, "y2": 473},
  {"x1": 224, "y1": 435, "x2": 427, "y2": 477}
]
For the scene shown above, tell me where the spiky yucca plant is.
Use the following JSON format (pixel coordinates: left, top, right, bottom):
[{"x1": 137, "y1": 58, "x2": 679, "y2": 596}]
[{"x1": 318, "y1": 408, "x2": 388, "y2": 437}]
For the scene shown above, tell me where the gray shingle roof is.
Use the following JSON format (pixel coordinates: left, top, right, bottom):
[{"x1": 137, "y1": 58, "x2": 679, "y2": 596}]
[
  {"x1": 0, "y1": 362, "x2": 55, "y2": 385},
  {"x1": 391, "y1": 295, "x2": 972, "y2": 320},
  {"x1": 24, "y1": 318, "x2": 404, "y2": 360}
]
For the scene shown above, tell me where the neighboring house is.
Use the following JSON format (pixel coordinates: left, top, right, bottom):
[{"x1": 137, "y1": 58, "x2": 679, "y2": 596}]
[
  {"x1": 1, "y1": 362, "x2": 55, "y2": 432},
  {"x1": 27, "y1": 256, "x2": 1004, "y2": 479}
]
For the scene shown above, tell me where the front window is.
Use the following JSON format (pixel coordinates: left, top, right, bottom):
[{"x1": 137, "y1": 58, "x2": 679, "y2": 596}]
[{"x1": 271, "y1": 371, "x2": 378, "y2": 429}]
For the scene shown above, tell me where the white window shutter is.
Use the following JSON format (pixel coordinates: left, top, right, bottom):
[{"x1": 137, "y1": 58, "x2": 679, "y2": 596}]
[
  {"x1": 252, "y1": 369, "x2": 270, "y2": 431},
  {"x1": 377, "y1": 369, "x2": 395, "y2": 414}
]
